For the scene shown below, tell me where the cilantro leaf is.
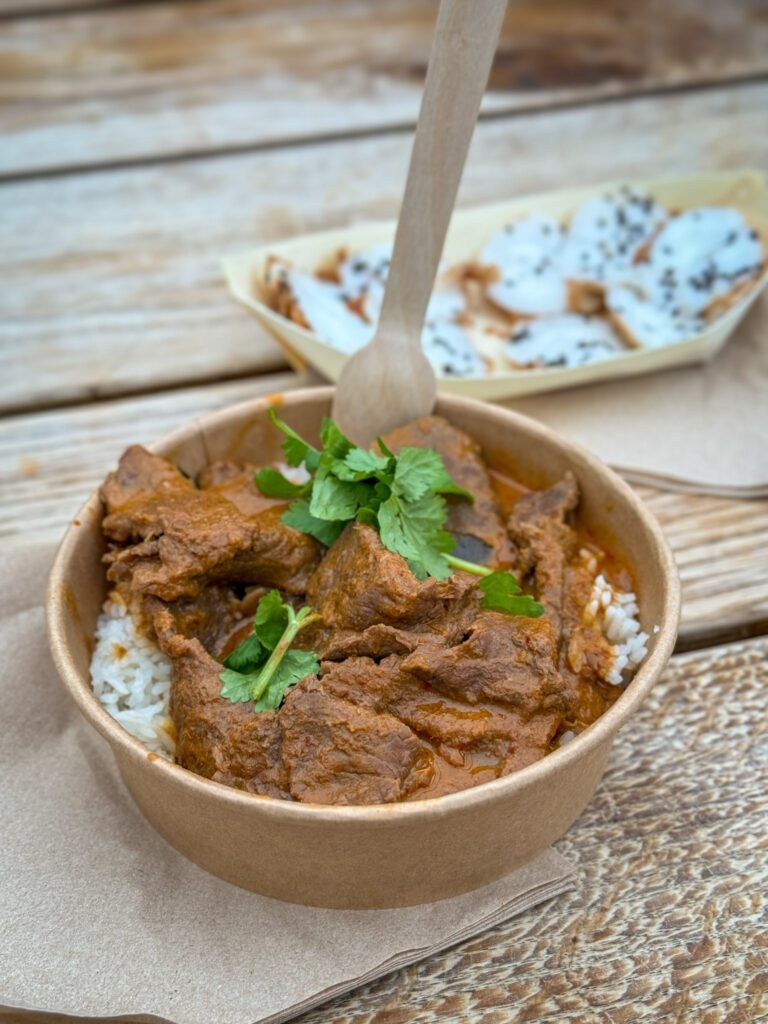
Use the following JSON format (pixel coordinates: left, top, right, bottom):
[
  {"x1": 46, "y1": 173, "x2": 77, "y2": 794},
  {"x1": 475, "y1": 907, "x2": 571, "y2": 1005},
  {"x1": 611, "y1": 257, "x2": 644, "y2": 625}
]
[
  {"x1": 252, "y1": 649, "x2": 320, "y2": 712},
  {"x1": 319, "y1": 417, "x2": 353, "y2": 459},
  {"x1": 223, "y1": 632, "x2": 265, "y2": 673},
  {"x1": 268, "y1": 408, "x2": 321, "y2": 471},
  {"x1": 377, "y1": 492, "x2": 453, "y2": 580},
  {"x1": 282, "y1": 499, "x2": 348, "y2": 546},
  {"x1": 390, "y1": 447, "x2": 473, "y2": 503},
  {"x1": 220, "y1": 668, "x2": 259, "y2": 703},
  {"x1": 479, "y1": 571, "x2": 545, "y2": 617},
  {"x1": 356, "y1": 506, "x2": 379, "y2": 528},
  {"x1": 432, "y1": 470, "x2": 474, "y2": 500},
  {"x1": 309, "y1": 470, "x2": 361, "y2": 522},
  {"x1": 376, "y1": 436, "x2": 395, "y2": 458},
  {"x1": 220, "y1": 592, "x2": 321, "y2": 713},
  {"x1": 254, "y1": 589, "x2": 291, "y2": 650},
  {"x1": 257, "y1": 408, "x2": 490, "y2": 586},
  {"x1": 391, "y1": 447, "x2": 447, "y2": 502},
  {"x1": 342, "y1": 448, "x2": 391, "y2": 476},
  {"x1": 254, "y1": 467, "x2": 310, "y2": 500},
  {"x1": 433, "y1": 529, "x2": 457, "y2": 554}
]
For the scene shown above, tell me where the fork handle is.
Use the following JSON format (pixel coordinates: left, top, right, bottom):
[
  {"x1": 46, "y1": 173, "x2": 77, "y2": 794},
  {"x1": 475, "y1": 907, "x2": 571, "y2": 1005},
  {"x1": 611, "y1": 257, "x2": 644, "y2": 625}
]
[{"x1": 378, "y1": 0, "x2": 507, "y2": 350}]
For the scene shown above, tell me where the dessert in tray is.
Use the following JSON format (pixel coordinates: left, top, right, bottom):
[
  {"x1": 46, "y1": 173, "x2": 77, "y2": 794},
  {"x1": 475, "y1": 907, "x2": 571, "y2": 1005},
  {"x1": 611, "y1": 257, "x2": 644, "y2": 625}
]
[
  {"x1": 265, "y1": 190, "x2": 764, "y2": 375},
  {"x1": 223, "y1": 171, "x2": 768, "y2": 400}
]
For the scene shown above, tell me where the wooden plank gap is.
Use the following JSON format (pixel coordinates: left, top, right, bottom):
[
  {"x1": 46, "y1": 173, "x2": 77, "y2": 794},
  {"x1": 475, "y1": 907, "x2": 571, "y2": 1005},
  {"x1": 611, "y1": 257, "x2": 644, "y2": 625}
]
[{"x1": 675, "y1": 615, "x2": 768, "y2": 654}]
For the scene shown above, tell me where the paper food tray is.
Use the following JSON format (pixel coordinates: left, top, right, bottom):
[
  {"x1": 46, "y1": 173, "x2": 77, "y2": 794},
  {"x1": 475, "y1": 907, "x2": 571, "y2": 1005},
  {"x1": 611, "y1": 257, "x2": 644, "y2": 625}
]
[{"x1": 223, "y1": 170, "x2": 768, "y2": 401}]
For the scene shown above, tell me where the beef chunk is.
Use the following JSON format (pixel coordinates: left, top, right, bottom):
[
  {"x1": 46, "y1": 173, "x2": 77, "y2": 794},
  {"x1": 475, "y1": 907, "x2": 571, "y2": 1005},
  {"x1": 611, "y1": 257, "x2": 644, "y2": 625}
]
[
  {"x1": 101, "y1": 445, "x2": 190, "y2": 510},
  {"x1": 101, "y1": 446, "x2": 321, "y2": 600},
  {"x1": 151, "y1": 611, "x2": 288, "y2": 798},
  {"x1": 507, "y1": 473, "x2": 612, "y2": 725},
  {"x1": 382, "y1": 415, "x2": 510, "y2": 565},
  {"x1": 507, "y1": 472, "x2": 579, "y2": 627},
  {"x1": 144, "y1": 586, "x2": 240, "y2": 656},
  {"x1": 314, "y1": 655, "x2": 403, "y2": 711},
  {"x1": 319, "y1": 623, "x2": 442, "y2": 661},
  {"x1": 197, "y1": 460, "x2": 284, "y2": 518},
  {"x1": 279, "y1": 677, "x2": 433, "y2": 804},
  {"x1": 318, "y1": 654, "x2": 510, "y2": 743},
  {"x1": 317, "y1": 655, "x2": 557, "y2": 791},
  {"x1": 402, "y1": 611, "x2": 565, "y2": 717},
  {"x1": 306, "y1": 521, "x2": 480, "y2": 634},
  {"x1": 559, "y1": 561, "x2": 615, "y2": 725}
]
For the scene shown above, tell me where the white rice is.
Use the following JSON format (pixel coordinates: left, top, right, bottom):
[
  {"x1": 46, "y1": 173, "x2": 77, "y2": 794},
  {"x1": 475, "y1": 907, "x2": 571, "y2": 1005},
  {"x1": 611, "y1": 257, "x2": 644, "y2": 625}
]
[
  {"x1": 90, "y1": 556, "x2": 652, "y2": 754},
  {"x1": 90, "y1": 593, "x2": 175, "y2": 758},
  {"x1": 577, "y1": 548, "x2": 650, "y2": 686}
]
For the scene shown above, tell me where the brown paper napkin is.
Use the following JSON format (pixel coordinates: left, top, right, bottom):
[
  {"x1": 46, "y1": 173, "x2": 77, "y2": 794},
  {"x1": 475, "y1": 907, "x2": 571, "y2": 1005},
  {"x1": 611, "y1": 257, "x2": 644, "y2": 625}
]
[
  {"x1": 507, "y1": 295, "x2": 768, "y2": 498},
  {"x1": 0, "y1": 539, "x2": 574, "y2": 1024}
]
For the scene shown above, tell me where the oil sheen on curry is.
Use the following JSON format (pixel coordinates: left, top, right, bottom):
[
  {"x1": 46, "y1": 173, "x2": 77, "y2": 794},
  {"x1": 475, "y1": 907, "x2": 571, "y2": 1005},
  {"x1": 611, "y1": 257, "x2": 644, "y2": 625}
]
[{"x1": 96, "y1": 415, "x2": 645, "y2": 805}]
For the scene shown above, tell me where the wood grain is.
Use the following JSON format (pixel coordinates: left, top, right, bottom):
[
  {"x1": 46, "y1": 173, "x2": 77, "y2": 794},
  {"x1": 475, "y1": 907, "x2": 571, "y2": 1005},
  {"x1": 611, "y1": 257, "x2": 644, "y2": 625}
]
[
  {"x1": 293, "y1": 636, "x2": 768, "y2": 1024},
  {"x1": 2, "y1": 0, "x2": 768, "y2": 176},
  {"x1": 4, "y1": 80, "x2": 768, "y2": 414},
  {"x1": 3, "y1": 372, "x2": 767, "y2": 646},
  {"x1": 0, "y1": 0, "x2": 113, "y2": 12}
]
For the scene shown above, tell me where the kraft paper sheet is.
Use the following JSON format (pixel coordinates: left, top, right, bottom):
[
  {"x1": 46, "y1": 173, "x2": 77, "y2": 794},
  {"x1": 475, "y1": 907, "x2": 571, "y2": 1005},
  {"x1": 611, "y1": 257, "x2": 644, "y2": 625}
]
[{"x1": 0, "y1": 540, "x2": 574, "y2": 1024}]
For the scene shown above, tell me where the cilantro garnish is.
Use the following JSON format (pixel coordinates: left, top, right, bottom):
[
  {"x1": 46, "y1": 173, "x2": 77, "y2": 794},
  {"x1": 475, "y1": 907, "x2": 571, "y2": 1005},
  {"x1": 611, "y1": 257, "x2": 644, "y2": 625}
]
[
  {"x1": 220, "y1": 590, "x2": 320, "y2": 712},
  {"x1": 257, "y1": 408, "x2": 471, "y2": 581},
  {"x1": 446, "y1": 556, "x2": 545, "y2": 617},
  {"x1": 257, "y1": 409, "x2": 544, "y2": 619}
]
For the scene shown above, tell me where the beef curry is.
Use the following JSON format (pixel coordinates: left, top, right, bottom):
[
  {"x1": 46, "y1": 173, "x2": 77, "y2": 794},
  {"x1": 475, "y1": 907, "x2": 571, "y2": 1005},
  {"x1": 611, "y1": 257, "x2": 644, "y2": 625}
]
[{"x1": 99, "y1": 415, "x2": 629, "y2": 805}]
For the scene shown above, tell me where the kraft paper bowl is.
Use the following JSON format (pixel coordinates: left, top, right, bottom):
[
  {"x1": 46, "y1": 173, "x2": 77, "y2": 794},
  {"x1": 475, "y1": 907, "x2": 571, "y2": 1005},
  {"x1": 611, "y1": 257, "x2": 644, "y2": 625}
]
[{"x1": 47, "y1": 387, "x2": 680, "y2": 909}]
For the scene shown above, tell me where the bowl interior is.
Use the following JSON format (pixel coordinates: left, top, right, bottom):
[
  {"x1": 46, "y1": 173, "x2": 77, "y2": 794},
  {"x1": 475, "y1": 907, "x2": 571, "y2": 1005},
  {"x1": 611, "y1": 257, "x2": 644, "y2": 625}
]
[{"x1": 48, "y1": 387, "x2": 680, "y2": 814}]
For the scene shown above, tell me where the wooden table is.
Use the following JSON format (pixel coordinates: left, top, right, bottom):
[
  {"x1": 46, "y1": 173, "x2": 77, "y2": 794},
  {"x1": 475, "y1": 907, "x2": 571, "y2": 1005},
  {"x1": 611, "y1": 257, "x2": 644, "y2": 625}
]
[{"x1": 3, "y1": 2, "x2": 767, "y2": 1020}]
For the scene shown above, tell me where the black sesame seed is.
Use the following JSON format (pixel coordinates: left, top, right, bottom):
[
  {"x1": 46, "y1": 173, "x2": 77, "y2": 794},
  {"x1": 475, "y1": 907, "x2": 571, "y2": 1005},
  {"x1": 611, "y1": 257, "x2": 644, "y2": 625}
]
[{"x1": 431, "y1": 337, "x2": 452, "y2": 352}]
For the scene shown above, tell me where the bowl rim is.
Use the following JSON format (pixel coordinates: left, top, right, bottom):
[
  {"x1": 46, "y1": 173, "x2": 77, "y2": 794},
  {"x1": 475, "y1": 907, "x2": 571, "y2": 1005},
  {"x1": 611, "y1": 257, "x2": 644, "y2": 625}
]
[{"x1": 46, "y1": 386, "x2": 680, "y2": 824}]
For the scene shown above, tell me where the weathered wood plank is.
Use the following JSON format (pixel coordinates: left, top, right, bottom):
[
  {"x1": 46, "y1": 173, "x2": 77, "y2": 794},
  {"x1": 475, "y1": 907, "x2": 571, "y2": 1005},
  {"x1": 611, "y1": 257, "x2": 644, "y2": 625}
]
[
  {"x1": 293, "y1": 636, "x2": 768, "y2": 1024},
  {"x1": 636, "y1": 486, "x2": 768, "y2": 647},
  {"x1": 2, "y1": 0, "x2": 767, "y2": 176},
  {"x1": 3, "y1": 80, "x2": 768, "y2": 414},
  {"x1": 0, "y1": 374, "x2": 305, "y2": 533},
  {"x1": 0, "y1": 0, "x2": 114, "y2": 12},
  {"x1": 3, "y1": 373, "x2": 767, "y2": 644}
]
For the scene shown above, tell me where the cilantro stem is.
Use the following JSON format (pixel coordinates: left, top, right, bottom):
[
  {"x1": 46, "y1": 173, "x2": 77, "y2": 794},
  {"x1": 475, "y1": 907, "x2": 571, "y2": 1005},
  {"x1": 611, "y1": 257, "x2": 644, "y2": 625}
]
[
  {"x1": 445, "y1": 554, "x2": 494, "y2": 578},
  {"x1": 251, "y1": 606, "x2": 322, "y2": 702}
]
